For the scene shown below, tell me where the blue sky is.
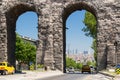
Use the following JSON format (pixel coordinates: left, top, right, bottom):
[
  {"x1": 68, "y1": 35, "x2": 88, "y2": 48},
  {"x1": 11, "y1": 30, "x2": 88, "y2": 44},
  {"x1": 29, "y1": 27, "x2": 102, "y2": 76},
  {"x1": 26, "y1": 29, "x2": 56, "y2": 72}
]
[
  {"x1": 16, "y1": 10, "x2": 93, "y2": 54},
  {"x1": 16, "y1": 12, "x2": 38, "y2": 39},
  {"x1": 66, "y1": 10, "x2": 93, "y2": 54}
]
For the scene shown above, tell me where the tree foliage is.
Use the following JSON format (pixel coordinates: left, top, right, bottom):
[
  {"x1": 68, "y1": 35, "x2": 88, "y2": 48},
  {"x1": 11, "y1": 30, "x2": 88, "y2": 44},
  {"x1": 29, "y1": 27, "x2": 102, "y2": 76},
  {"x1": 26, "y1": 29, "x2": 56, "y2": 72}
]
[
  {"x1": 91, "y1": 39, "x2": 97, "y2": 61},
  {"x1": 15, "y1": 34, "x2": 26, "y2": 62},
  {"x1": 23, "y1": 41, "x2": 36, "y2": 64},
  {"x1": 66, "y1": 57, "x2": 76, "y2": 68},
  {"x1": 15, "y1": 34, "x2": 36, "y2": 69},
  {"x1": 76, "y1": 63, "x2": 83, "y2": 69},
  {"x1": 82, "y1": 11, "x2": 97, "y2": 39},
  {"x1": 66, "y1": 57, "x2": 83, "y2": 69},
  {"x1": 83, "y1": 11, "x2": 97, "y2": 63}
]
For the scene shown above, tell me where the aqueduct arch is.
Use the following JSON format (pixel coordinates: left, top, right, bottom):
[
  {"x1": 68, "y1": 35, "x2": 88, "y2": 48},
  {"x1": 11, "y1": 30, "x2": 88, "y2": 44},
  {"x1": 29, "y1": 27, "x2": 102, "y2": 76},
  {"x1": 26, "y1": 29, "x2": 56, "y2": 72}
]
[
  {"x1": 6, "y1": 3, "x2": 38, "y2": 68},
  {"x1": 0, "y1": 0, "x2": 119, "y2": 72},
  {"x1": 62, "y1": 2, "x2": 98, "y2": 72}
]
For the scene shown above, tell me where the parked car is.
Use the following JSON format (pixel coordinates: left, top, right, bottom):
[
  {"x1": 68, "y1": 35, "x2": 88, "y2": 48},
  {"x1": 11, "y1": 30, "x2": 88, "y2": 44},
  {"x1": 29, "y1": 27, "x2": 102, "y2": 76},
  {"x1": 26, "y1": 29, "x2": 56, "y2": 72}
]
[
  {"x1": 0, "y1": 62, "x2": 15, "y2": 75},
  {"x1": 81, "y1": 65, "x2": 91, "y2": 73},
  {"x1": 90, "y1": 66, "x2": 97, "y2": 73},
  {"x1": 67, "y1": 67, "x2": 75, "y2": 73}
]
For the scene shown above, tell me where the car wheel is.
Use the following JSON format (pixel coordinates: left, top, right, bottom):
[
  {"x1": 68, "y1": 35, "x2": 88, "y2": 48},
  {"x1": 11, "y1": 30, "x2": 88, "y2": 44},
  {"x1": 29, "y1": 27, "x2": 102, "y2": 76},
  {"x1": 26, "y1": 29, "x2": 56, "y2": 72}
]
[
  {"x1": 12, "y1": 70, "x2": 15, "y2": 74},
  {"x1": 4, "y1": 70, "x2": 8, "y2": 75},
  {"x1": 89, "y1": 71, "x2": 91, "y2": 74},
  {"x1": 1, "y1": 72, "x2": 3, "y2": 75}
]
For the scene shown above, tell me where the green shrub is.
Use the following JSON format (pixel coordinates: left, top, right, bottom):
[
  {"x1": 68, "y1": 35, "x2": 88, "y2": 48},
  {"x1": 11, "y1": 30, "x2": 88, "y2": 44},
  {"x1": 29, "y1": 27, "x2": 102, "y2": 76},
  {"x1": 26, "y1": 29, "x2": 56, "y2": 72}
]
[
  {"x1": 30, "y1": 64, "x2": 35, "y2": 70},
  {"x1": 37, "y1": 64, "x2": 44, "y2": 69}
]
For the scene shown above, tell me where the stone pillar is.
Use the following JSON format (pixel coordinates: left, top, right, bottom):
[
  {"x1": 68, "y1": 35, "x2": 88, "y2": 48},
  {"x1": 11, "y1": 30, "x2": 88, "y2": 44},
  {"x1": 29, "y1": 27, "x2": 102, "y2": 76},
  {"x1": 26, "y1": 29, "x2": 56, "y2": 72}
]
[
  {"x1": 116, "y1": 41, "x2": 120, "y2": 64},
  {"x1": 51, "y1": 3, "x2": 64, "y2": 71},
  {"x1": 0, "y1": 14, "x2": 7, "y2": 62},
  {"x1": 44, "y1": 33, "x2": 55, "y2": 70},
  {"x1": 36, "y1": 2, "x2": 55, "y2": 70},
  {"x1": 36, "y1": 14, "x2": 45, "y2": 65},
  {"x1": 107, "y1": 44, "x2": 116, "y2": 68},
  {"x1": 97, "y1": 42, "x2": 107, "y2": 71}
]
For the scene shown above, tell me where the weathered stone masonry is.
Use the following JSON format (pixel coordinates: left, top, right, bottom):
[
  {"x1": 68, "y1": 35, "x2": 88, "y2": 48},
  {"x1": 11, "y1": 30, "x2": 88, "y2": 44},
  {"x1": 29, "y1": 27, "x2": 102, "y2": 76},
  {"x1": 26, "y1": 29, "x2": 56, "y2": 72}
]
[{"x1": 0, "y1": 0, "x2": 119, "y2": 72}]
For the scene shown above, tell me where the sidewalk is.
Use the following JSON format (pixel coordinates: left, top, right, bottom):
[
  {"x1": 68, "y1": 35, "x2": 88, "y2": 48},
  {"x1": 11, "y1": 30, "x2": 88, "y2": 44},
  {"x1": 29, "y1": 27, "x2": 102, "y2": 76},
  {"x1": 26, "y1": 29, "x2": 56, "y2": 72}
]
[
  {"x1": 0, "y1": 70, "x2": 64, "y2": 80},
  {"x1": 99, "y1": 70, "x2": 120, "y2": 80}
]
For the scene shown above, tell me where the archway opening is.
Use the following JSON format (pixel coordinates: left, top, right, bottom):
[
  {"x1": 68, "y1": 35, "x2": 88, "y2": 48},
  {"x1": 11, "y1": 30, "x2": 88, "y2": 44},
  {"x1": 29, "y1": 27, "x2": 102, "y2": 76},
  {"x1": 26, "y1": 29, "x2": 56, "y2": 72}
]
[
  {"x1": 16, "y1": 11, "x2": 38, "y2": 70},
  {"x1": 65, "y1": 10, "x2": 97, "y2": 73},
  {"x1": 62, "y1": 3, "x2": 98, "y2": 73},
  {"x1": 5, "y1": 4, "x2": 38, "y2": 70}
]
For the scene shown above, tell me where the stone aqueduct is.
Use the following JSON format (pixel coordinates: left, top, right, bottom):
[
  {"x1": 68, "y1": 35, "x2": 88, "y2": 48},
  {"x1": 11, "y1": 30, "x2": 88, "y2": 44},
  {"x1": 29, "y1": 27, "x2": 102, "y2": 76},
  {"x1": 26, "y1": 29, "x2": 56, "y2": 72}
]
[{"x1": 0, "y1": 0, "x2": 119, "y2": 72}]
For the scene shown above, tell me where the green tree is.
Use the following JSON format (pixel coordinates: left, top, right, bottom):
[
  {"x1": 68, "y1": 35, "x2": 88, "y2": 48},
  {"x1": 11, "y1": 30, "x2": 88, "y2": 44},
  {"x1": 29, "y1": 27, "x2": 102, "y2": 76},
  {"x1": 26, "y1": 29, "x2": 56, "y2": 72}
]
[
  {"x1": 66, "y1": 57, "x2": 76, "y2": 68},
  {"x1": 86, "y1": 61, "x2": 96, "y2": 67},
  {"x1": 82, "y1": 11, "x2": 97, "y2": 39},
  {"x1": 87, "y1": 61, "x2": 92, "y2": 66},
  {"x1": 15, "y1": 34, "x2": 36, "y2": 70},
  {"x1": 24, "y1": 41, "x2": 36, "y2": 69},
  {"x1": 83, "y1": 11, "x2": 97, "y2": 63},
  {"x1": 91, "y1": 39, "x2": 97, "y2": 61},
  {"x1": 76, "y1": 63, "x2": 83, "y2": 69},
  {"x1": 15, "y1": 34, "x2": 26, "y2": 61},
  {"x1": 15, "y1": 34, "x2": 26, "y2": 70}
]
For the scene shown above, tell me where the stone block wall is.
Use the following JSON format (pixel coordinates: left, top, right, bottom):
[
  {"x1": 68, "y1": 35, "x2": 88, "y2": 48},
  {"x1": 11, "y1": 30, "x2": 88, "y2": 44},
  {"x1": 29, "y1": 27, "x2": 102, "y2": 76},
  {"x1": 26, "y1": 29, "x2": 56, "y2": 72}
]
[{"x1": 0, "y1": 0, "x2": 119, "y2": 72}]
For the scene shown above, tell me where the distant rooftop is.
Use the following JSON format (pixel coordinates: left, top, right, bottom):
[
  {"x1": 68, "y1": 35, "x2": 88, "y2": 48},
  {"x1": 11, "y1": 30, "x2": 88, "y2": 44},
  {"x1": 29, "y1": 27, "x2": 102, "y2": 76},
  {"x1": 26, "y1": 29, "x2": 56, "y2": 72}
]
[{"x1": 18, "y1": 34, "x2": 37, "y2": 42}]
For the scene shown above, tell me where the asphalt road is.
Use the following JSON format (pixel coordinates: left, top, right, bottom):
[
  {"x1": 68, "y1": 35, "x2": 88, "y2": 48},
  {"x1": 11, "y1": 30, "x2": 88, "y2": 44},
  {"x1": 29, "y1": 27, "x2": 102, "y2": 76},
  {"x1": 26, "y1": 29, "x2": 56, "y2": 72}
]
[
  {"x1": 0, "y1": 71, "x2": 114, "y2": 80},
  {"x1": 38, "y1": 73, "x2": 112, "y2": 80}
]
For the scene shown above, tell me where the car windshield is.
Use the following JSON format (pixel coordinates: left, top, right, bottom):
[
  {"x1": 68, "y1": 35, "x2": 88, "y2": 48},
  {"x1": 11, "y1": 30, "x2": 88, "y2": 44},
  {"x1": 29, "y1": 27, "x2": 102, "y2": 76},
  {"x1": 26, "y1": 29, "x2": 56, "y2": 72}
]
[{"x1": 0, "y1": 63, "x2": 5, "y2": 66}]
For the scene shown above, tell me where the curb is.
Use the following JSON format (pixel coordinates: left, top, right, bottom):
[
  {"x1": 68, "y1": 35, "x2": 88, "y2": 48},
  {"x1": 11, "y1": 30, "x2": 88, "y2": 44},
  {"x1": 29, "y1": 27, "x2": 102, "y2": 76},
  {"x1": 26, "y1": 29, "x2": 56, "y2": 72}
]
[
  {"x1": 98, "y1": 72, "x2": 120, "y2": 80},
  {"x1": 99, "y1": 71, "x2": 115, "y2": 78}
]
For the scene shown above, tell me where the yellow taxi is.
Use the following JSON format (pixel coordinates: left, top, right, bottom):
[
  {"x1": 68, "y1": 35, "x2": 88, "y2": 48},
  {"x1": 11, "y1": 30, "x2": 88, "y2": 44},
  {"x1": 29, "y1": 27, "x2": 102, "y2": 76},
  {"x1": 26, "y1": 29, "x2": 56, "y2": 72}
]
[{"x1": 0, "y1": 62, "x2": 15, "y2": 75}]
